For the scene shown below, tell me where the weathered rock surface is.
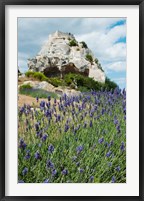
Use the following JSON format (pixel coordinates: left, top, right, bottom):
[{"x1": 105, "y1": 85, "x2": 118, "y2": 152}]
[{"x1": 28, "y1": 31, "x2": 105, "y2": 83}]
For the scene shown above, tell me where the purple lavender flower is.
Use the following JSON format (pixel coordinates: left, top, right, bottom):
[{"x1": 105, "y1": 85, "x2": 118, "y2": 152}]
[
  {"x1": 90, "y1": 120, "x2": 93, "y2": 127},
  {"x1": 18, "y1": 180, "x2": 25, "y2": 183},
  {"x1": 76, "y1": 145, "x2": 83, "y2": 154},
  {"x1": 116, "y1": 124, "x2": 121, "y2": 133},
  {"x1": 36, "y1": 97, "x2": 39, "y2": 102},
  {"x1": 108, "y1": 140, "x2": 114, "y2": 148},
  {"x1": 57, "y1": 114, "x2": 61, "y2": 122},
  {"x1": 64, "y1": 124, "x2": 69, "y2": 132},
  {"x1": 46, "y1": 160, "x2": 54, "y2": 169},
  {"x1": 52, "y1": 169, "x2": 57, "y2": 176},
  {"x1": 111, "y1": 176, "x2": 116, "y2": 183},
  {"x1": 43, "y1": 179, "x2": 49, "y2": 183},
  {"x1": 34, "y1": 151, "x2": 41, "y2": 160},
  {"x1": 90, "y1": 176, "x2": 94, "y2": 182},
  {"x1": 35, "y1": 123, "x2": 39, "y2": 131},
  {"x1": 98, "y1": 137, "x2": 104, "y2": 144},
  {"x1": 19, "y1": 106, "x2": 25, "y2": 114},
  {"x1": 24, "y1": 150, "x2": 30, "y2": 160},
  {"x1": 46, "y1": 102, "x2": 51, "y2": 108},
  {"x1": 115, "y1": 166, "x2": 121, "y2": 172},
  {"x1": 22, "y1": 167, "x2": 28, "y2": 176},
  {"x1": 120, "y1": 142, "x2": 125, "y2": 151},
  {"x1": 19, "y1": 138, "x2": 27, "y2": 149},
  {"x1": 48, "y1": 144, "x2": 54, "y2": 154},
  {"x1": 36, "y1": 130, "x2": 42, "y2": 138},
  {"x1": 48, "y1": 96, "x2": 51, "y2": 101},
  {"x1": 40, "y1": 101, "x2": 45, "y2": 108},
  {"x1": 79, "y1": 168, "x2": 84, "y2": 173},
  {"x1": 41, "y1": 134, "x2": 48, "y2": 142},
  {"x1": 62, "y1": 169, "x2": 68, "y2": 175},
  {"x1": 114, "y1": 116, "x2": 118, "y2": 125},
  {"x1": 101, "y1": 108, "x2": 105, "y2": 115},
  {"x1": 106, "y1": 151, "x2": 112, "y2": 157}
]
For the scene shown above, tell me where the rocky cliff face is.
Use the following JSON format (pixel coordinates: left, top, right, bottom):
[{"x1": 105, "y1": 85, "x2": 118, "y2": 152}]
[{"x1": 28, "y1": 31, "x2": 105, "y2": 83}]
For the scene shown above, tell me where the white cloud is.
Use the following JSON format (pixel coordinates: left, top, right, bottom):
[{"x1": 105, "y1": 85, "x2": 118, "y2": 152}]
[
  {"x1": 18, "y1": 52, "x2": 30, "y2": 72},
  {"x1": 75, "y1": 23, "x2": 126, "y2": 72},
  {"x1": 105, "y1": 61, "x2": 126, "y2": 72}
]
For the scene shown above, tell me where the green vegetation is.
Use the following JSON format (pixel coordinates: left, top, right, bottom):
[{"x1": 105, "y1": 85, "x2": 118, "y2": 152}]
[
  {"x1": 25, "y1": 71, "x2": 117, "y2": 92},
  {"x1": 97, "y1": 63, "x2": 104, "y2": 72},
  {"x1": 64, "y1": 73, "x2": 117, "y2": 92},
  {"x1": 49, "y1": 77, "x2": 65, "y2": 87},
  {"x1": 69, "y1": 39, "x2": 78, "y2": 47},
  {"x1": 19, "y1": 84, "x2": 32, "y2": 90},
  {"x1": 95, "y1": 58, "x2": 104, "y2": 72},
  {"x1": 80, "y1": 41, "x2": 88, "y2": 48},
  {"x1": 85, "y1": 54, "x2": 93, "y2": 63},
  {"x1": 19, "y1": 88, "x2": 58, "y2": 99},
  {"x1": 25, "y1": 71, "x2": 64, "y2": 87},
  {"x1": 25, "y1": 71, "x2": 49, "y2": 82},
  {"x1": 105, "y1": 77, "x2": 118, "y2": 91}
]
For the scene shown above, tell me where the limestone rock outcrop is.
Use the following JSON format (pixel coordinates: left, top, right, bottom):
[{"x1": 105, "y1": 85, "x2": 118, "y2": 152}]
[{"x1": 28, "y1": 31, "x2": 105, "y2": 83}]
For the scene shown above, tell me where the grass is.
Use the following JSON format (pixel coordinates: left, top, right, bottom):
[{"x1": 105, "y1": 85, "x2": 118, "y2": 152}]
[{"x1": 19, "y1": 88, "x2": 58, "y2": 99}]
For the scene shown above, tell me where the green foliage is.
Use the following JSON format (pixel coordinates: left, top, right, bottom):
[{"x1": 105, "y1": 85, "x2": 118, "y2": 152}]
[
  {"x1": 105, "y1": 77, "x2": 118, "y2": 91},
  {"x1": 25, "y1": 71, "x2": 49, "y2": 82},
  {"x1": 19, "y1": 88, "x2": 58, "y2": 99},
  {"x1": 24, "y1": 71, "x2": 117, "y2": 92},
  {"x1": 85, "y1": 54, "x2": 93, "y2": 63},
  {"x1": 95, "y1": 58, "x2": 99, "y2": 64},
  {"x1": 97, "y1": 63, "x2": 104, "y2": 72},
  {"x1": 94, "y1": 58, "x2": 104, "y2": 72},
  {"x1": 64, "y1": 73, "x2": 117, "y2": 92},
  {"x1": 80, "y1": 41, "x2": 88, "y2": 48},
  {"x1": 69, "y1": 39, "x2": 78, "y2": 47},
  {"x1": 49, "y1": 77, "x2": 65, "y2": 87},
  {"x1": 19, "y1": 84, "x2": 32, "y2": 90}
]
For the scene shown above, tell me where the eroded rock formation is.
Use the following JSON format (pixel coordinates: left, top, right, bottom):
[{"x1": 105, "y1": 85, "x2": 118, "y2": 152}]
[{"x1": 28, "y1": 31, "x2": 105, "y2": 83}]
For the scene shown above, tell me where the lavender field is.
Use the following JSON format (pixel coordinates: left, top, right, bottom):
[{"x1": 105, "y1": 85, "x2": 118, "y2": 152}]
[{"x1": 18, "y1": 88, "x2": 126, "y2": 183}]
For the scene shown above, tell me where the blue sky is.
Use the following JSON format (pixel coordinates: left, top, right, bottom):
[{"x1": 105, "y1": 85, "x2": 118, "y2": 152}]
[{"x1": 18, "y1": 18, "x2": 126, "y2": 89}]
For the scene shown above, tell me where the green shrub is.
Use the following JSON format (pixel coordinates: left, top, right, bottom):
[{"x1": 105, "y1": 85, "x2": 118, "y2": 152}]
[
  {"x1": 69, "y1": 39, "x2": 78, "y2": 47},
  {"x1": 49, "y1": 77, "x2": 65, "y2": 87},
  {"x1": 85, "y1": 54, "x2": 93, "y2": 63},
  {"x1": 19, "y1": 84, "x2": 32, "y2": 90},
  {"x1": 25, "y1": 71, "x2": 49, "y2": 82},
  {"x1": 95, "y1": 58, "x2": 99, "y2": 64},
  {"x1": 80, "y1": 41, "x2": 88, "y2": 48},
  {"x1": 97, "y1": 63, "x2": 104, "y2": 72},
  {"x1": 25, "y1": 71, "x2": 35, "y2": 77},
  {"x1": 64, "y1": 73, "x2": 117, "y2": 92},
  {"x1": 105, "y1": 77, "x2": 118, "y2": 91}
]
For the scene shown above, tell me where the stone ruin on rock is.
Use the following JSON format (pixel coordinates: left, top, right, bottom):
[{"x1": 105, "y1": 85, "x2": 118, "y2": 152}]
[{"x1": 28, "y1": 31, "x2": 105, "y2": 83}]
